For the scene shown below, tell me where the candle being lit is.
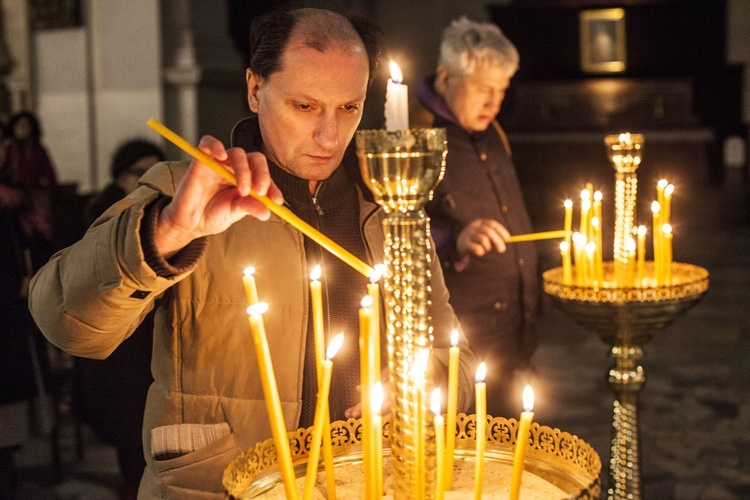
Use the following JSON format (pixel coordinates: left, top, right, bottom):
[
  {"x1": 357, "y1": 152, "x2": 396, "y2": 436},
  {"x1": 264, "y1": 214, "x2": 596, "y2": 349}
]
[
  {"x1": 509, "y1": 385, "x2": 535, "y2": 500},
  {"x1": 444, "y1": 330, "x2": 460, "y2": 491},
  {"x1": 242, "y1": 267, "x2": 259, "y2": 305},
  {"x1": 247, "y1": 302, "x2": 299, "y2": 500},
  {"x1": 303, "y1": 334, "x2": 344, "y2": 500},
  {"x1": 473, "y1": 362, "x2": 487, "y2": 500},
  {"x1": 385, "y1": 61, "x2": 409, "y2": 131},
  {"x1": 432, "y1": 388, "x2": 445, "y2": 500}
]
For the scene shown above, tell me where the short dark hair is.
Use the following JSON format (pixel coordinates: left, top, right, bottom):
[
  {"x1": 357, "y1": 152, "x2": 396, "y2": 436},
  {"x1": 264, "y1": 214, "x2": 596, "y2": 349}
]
[
  {"x1": 247, "y1": 7, "x2": 381, "y2": 87},
  {"x1": 111, "y1": 139, "x2": 165, "y2": 178},
  {"x1": 7, "y1": 111, "x2": 42, "y2": 141}
]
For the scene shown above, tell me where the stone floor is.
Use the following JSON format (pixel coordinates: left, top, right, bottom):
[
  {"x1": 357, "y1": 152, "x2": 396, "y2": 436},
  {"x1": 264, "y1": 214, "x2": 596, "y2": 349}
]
[{"x1": 8, "y1": 170, "x2": 750, "y2": 499}]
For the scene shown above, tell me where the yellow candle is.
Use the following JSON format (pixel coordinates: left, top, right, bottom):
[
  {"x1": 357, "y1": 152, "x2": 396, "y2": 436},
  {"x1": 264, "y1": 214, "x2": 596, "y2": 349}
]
[
  {"x1": 579, "y1": 196, "x2": 591, "y2": 238},
  {"x1": 505, "y1": 229, "x2": 567, "y2": 243},
  {"x1": 663, "y1": 183, "x2": 674, "y2": 225},
  {"x1": 473, "y1": 362, "x2": 487, "y2": 500},
  {"x1": 592, "y1": 190, "x2": 602, "y2": 241},
  {"x1": 411, "y1": 349, "x2": 430, "y2": 500},
  {"x1": 651, "y1": 201, "x2": 662, "y2": 285},
  {"x1": 444, "y1": 330, "x2": 460, "y2": 491},
  {"x1": 432, "y1": 388, "x2": 445, "y2": 500},
  {"x1": 247, "y1": 303, "x2": 299, "y2": 500},
  {"x1": 626, "y1": 237, "x2": 637, "y2": 287},
  {"x1": 147, "y1": 118, "x2": 375, "y2": 278},
  {"x1": 242, "y1": 267, "x2": 259, "y2": 304},
  {"x1": 585, "y1": 241, "x2": 596, "y2": 287},
  {"x1": 591, "y1": 216, "x2": 603, "y2": 285},
  {"x1": 572, "y1": 232, "x2": 585, "y2": 286},
  {"x1": 663, "y1": 224, "x2": 673, "y2": 284},
  {"x1": 372, "y1": 382, "x2": 384, "y2": 500},
  {"x1": 637, "y1": 225, "x2": 647, "y2": 286},
  {"x1": 509, "y1": 385, "x2": 535, "y2": 500},
  {"x1": 359, "y1": 295, "x2": 374, "y2": 498},
  {"x1": 656, "y1": 179, "x2": 668, "y2": 218},
  {"x1": 303, "y1": 334, "x2": 343, "y2": 500},
  {"x1": 563, "y1": 199, "x2": 573, "y2": 245},
  {"x1": 560, "y1": 241, "x2": 572, "y2": 285},
  {"x1": 368, "y1": 265, "x2": 384, "y2": 387}
]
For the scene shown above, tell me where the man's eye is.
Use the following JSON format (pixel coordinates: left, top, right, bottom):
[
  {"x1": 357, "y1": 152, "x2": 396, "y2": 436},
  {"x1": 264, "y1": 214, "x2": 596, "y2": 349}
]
[
  {"x1": 295, "y1": 103, "x2": 312, "y2": 110},
  {"x1": 343, "y1": 104, "x2": 360, "y2": 112}
]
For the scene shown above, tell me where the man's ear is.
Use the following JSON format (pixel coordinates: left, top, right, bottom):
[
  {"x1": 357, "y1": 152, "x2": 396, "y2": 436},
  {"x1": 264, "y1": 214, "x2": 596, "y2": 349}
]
[
  {"x1": 434, "y1": 66, "x2": 450, "y2": 97},
  {"x1": 246, "y1": 69, "x2": 262, "y2": 113}
]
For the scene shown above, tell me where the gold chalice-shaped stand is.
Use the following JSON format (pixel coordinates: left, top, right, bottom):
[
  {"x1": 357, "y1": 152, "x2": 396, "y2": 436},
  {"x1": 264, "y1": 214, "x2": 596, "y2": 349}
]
[
  {"x1": 543, "y1": 134, "x2": 709, "y2": 500},
  {"x1": 356, "y1": 128, "x2": 447, "y2": 500}
]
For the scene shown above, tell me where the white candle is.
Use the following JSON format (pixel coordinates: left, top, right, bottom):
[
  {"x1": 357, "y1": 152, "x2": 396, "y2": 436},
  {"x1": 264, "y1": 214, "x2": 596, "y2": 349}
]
[{"x1": 385, "y1": 61, "x2": 409, "y2": 131}]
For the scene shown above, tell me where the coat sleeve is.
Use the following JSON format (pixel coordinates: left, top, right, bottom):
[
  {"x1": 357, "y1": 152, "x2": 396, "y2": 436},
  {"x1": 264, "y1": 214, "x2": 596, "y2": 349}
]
[{"x1": 28, "y1": 162, "x2": 197, "y2": 359}]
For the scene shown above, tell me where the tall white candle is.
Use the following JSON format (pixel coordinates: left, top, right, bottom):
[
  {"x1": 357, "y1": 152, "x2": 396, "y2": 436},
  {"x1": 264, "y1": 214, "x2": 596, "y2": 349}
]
[{"x1": 385, "y1": 61, "x2": 409, "y2": 131}]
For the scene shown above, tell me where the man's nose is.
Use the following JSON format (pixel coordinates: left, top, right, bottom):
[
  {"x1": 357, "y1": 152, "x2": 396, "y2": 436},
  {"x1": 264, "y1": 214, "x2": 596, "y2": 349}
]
[{"x1": 314, "y1": 113, "x2": 338, "y2": 150}]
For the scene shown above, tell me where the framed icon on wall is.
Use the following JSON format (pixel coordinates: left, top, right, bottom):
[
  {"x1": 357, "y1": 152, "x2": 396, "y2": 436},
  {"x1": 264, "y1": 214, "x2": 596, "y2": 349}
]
[{"x1": 580, "y1": 8, "x2": 626, "y2": 73}]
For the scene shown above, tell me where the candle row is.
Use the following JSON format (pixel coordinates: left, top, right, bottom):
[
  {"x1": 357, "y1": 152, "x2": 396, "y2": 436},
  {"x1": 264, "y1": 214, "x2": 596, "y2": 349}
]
[{"x1": 652, "y1": 179, "x2": 675, "y2": 285}]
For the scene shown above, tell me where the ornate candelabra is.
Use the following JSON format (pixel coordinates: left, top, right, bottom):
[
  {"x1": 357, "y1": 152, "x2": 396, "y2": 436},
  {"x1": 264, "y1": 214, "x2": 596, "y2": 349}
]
[
  {"x1": 543, "y1": 134, "x2": 709, "y2": 500},
  {"x1": 355, "y1": 128, "x2": 447, "y2": 500}
]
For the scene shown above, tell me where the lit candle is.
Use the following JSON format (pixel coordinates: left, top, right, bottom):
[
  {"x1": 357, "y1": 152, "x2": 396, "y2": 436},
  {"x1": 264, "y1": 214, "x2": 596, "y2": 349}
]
[
  {"x1": 579, "y1": 191, "x2": 591, "y2": 238},
  {"x1": 303, "y1": 334, "x2": 344, "y2": 500},
  {"x1": 591, "y1": 216, "x2": 603, "y2": 285},
  {"x1": 411, "y1": 349, "x2": 430, "y2": 500},
  {"x1": 372, "y1": 382, "x2": 384, "y2": 500},
  {"x1": 247, "y1": 302, "x2": 299, "y2": 500},
  {"x1": 560, "y1": 241, "x2": 572, "y2": 285},
  {"x1": 663, "y1": 183, "x2": 674, "y2": 225},
  {"x1": 592, "y1": 190, "x2": 602, "y2": 242},
  {"x1": 656, "y1": 179, "x2": 668, "y2": 216},
  {"x1": 242, "y1": 267, "x2": 260, "y2": 305},
  {"x1": 585, "y1": 240, "x2": 596, "y2": 287},
  {"x1": 473, "y1": 362, "x2": 487, "y2": 500},
  {"x1": 572, "y1": 232, "x2": 585, "y2": 286},
  {"x1": 359, "y1": 295, "x2": 374, "y2": 498},
  {"x1": 637, "y1": 225, "x2": 647, "y2": 286},
  {"x1": 626, "y1": 237, "x2": 637, "y2": 287},
  {"x1": 563, "y1": 199, "x2": 573, "y2": 245},
  {"x1": 663, "y1": 224, "x2": 673, "y2": 284},
  {"x1": 509, "y1": 385, "x2": 535, "y2": 500},
  {"x1": 385, "y1": 61, "x2": 409, "y2": 131},
  {"x1": 444, "y1": 330, "x2": 460, "y2": 491},
  {"x1": 651, "y1": 201, "x2": 662, "y2": 285},
  {"x1": 432, "y1": 388, "x2": 445, "y2": 500}
]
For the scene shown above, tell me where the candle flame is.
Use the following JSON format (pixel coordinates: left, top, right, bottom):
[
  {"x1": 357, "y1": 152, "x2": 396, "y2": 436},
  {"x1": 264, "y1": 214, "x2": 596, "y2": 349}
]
[
  {"x1": 651, "y1": 201, "x2": 661, "y2": 214},
  {"x1": 243, "y1": 266, "x2": 255, "y2": 277},
  {"x1": 247, "y1": 302, "x2": 269, "y2": 316},
  {"x1": 658, "y1": 179, "x2": 669, "y2": 189},
  {"x1": 638, "y1": 225, "x2": 647, "y2": 236},
  {"x1": 581, "y1": 199, "x2": 591, "y2": 212},
  {"x1": 450, "y1": 329, "x2": 459, "y2": 347},
  {"x1": 580, "y1": 189, "x2": 591, "y2": 201},
  {"x1": 665, "y1": 183, "x2": 675, "y2": 196},
  {"x1": 591, "y1": 216, "x2": 600, "y2": 228},
  {"x1": 370, "y1": 264, "x2": 385, "y2": 283},
  {"x1": 389, "y1": 61, "x2": 403, "y2": 84},
  {"x1": 372, "y1": 382, "x2": 384, "y2": 414},
  {"x1": 564, "y1": 199, "x2": 573, "y2": 209},
  {"x1": 594, "y1": 191, "x2": 603, "y2": 202},
  {"x1": 523, "y1": 384, "x2": 534, "y2": 412},
  {"x1": 585, "y1": 241, "x2": 596, "y2": 254},
  {"x1": 326, "y1": 333, "x2": 344, "y2": 359},
  {"x1": 310, "y1": 265, "x2": 321, "y2": 281},
  {"x1": 431, "y1": 387, "x2": 441, "y2": 416},
  {"x1": 572, "y1": 232, "x2": 585, "y2": 245},
  {"x1": 618, "y1": 132, "x2": 632, "y2": 144},
  {"x1": 409, "y1": 348, "x2": 430, "y2": 378},
  {"x1": 560, "y1": 241, "x2": 570, "y2": 252},
  {"x1": 662, "y1": 223, "x2": 672, "y2": 235},
  {"x1": 626, "y1": 237, "x2": 637, "y2": 253},
  {"x1": 361, "y1": 295, "x2": 374, "y2": 308},
  {"x1": 475, "y1": 362, "x2": 487, "y2": 383}
]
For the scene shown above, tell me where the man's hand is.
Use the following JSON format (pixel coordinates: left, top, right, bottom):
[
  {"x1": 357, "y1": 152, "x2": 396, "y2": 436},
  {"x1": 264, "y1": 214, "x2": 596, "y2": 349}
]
[
  {"x1": 456, "y1": 218, "x2": 510, "y2": 257},
  {"x1": 154, "y1": 136, "x2": 284, "y2": 258},
  {"x1": 345, "y1": 368, "x2": 391, "y2": 419}
]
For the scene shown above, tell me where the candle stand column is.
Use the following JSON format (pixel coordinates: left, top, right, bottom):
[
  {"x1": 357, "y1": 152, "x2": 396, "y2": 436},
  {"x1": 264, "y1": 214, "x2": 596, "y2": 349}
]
[{"x1": 356, "y1": 128, "x2": 447, "y2": 500}]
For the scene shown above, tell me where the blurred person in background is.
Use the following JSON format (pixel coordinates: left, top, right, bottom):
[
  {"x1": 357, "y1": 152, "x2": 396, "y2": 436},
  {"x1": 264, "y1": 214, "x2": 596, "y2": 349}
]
[
  {"x1": 78, "y1": 139, "x2": 165, "y2": 500},
  {"x1": 419, "y1": 17, "x2": 539, "y2": 418}
]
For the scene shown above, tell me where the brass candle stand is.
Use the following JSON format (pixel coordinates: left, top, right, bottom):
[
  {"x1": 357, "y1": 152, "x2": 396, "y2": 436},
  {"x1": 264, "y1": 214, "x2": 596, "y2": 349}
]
[
  {"x1": 356, "y1": 128, "x2": 447, "y2": 499},
  {"x1": 543, "y1": 133, "x2": 709, "y2": 500}
]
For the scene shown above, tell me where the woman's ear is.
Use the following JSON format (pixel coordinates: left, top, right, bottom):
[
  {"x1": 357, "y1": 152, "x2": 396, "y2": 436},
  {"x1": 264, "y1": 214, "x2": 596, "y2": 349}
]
[
  {"x1": 434, "y1": 66, "x2": 450, "y2": 97},
  {"x1": 246, "y1": 69, "x2": 262, "y2": 113}
]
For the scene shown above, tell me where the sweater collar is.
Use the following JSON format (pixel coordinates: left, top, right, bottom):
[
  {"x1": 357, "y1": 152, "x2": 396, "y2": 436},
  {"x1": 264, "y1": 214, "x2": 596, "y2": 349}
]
[{"x1": 418, "y1": 76, "x2": 473, "y2": 134}]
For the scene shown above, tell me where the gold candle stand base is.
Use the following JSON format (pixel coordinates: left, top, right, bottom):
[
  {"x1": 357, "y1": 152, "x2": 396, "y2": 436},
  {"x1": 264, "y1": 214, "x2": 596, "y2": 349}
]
[
  {"x1": 222, "y1": 414, "x2": 602, "y2": 499},
  {"x1": 543, "y1": 261, "x2": 708, "y2": 500}
]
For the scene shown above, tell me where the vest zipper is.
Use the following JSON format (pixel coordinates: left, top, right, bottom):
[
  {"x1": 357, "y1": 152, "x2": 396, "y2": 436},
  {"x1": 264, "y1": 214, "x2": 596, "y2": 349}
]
[{"x1": 311, "y1": 182, "x2": 325, "y2": 216}]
